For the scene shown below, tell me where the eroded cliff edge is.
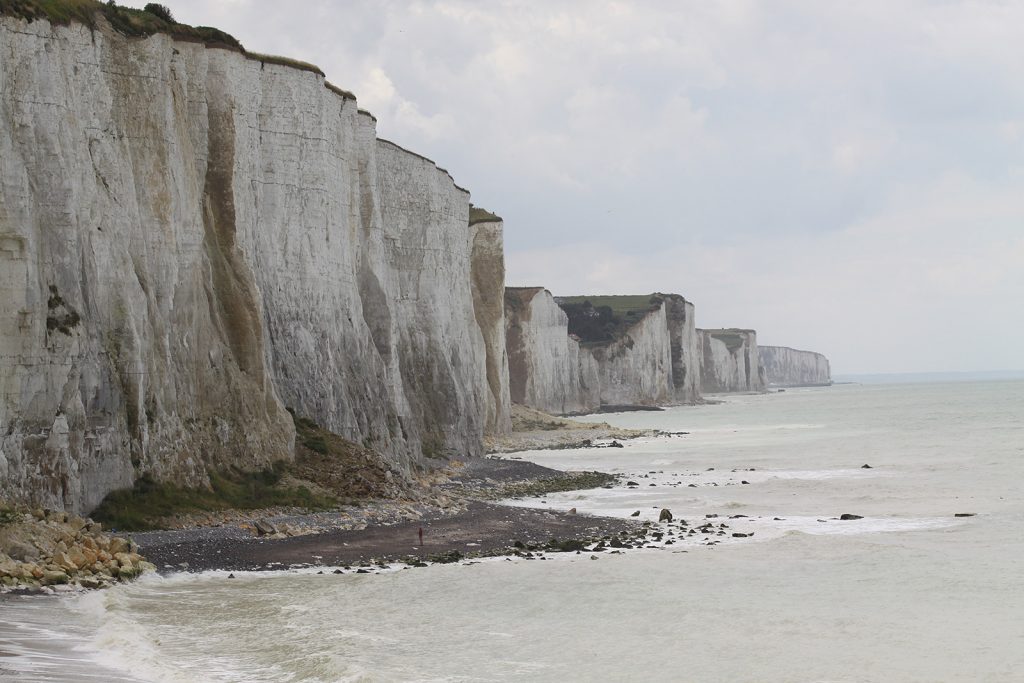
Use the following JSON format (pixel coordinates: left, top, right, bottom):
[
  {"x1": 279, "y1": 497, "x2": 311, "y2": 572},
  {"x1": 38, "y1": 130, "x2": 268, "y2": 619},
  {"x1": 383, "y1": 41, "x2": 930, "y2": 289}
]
[{"x1": 0, "y1": 15, "x2": 508, "y2": 512}]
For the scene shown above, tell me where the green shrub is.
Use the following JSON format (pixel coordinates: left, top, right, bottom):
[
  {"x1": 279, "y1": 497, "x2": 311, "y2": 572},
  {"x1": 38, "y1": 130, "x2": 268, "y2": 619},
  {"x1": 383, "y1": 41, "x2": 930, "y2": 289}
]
[{"x1": 142, "y1": 2, "x2": 172, "y2": 23}]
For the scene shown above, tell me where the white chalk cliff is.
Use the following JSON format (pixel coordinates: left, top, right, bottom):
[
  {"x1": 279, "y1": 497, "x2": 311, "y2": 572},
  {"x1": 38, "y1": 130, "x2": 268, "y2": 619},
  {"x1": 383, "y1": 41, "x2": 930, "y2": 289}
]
[
  {"x1": 0, "y1": 15, "x2": 508, "y2": 512},
  {"x1": 698, "y1": 329, "x2": 764, "y2": 393},
  {"x1": 759, "y1": 345, "x2": 831, "y2": 387},
  {"x1": 504, "y1": 288, "x2": 600, "y2": 415},
  {"x1": 505, "y1": 291, "x2": 700, "y2": 414}
]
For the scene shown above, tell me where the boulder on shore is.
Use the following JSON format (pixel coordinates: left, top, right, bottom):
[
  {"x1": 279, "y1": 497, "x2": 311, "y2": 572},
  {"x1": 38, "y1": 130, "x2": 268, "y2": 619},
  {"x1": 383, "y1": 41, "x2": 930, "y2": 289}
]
[{"x1": 0, "y1": 504, "x2": 154, "y2": 592}]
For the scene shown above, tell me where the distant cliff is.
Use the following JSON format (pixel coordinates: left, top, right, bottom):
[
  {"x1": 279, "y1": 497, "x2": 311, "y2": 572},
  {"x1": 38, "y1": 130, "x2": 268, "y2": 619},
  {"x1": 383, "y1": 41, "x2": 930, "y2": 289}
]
[
  {"x1": 504, "y1": 288, "x2": 599, "y2": 415},
  {"x1": 698, "y1": 329, "x2": 764, "y2": 393},
  {"x1": 759, "y1": 346, "x2": 831, "y2": 387},
  {"x1": 0, "y1": 12, "x2": 508, "y2": 512},
  {"x1": 505, "y1": 292, "x2": 700, "y2": 414}
]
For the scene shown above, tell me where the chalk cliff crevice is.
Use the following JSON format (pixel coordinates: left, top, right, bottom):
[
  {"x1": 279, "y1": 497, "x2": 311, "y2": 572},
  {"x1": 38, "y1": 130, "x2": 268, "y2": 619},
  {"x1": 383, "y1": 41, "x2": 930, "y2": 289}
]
[{"x1": 0, "y1": 16, "x2": 505, "y2": 512}]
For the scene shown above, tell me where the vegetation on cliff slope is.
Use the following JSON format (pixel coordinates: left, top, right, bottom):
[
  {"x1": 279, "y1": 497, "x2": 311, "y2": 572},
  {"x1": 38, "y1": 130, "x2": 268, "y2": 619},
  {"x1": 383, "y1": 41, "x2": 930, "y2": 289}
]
[
  {"x1": 556, "y1": 294, "x2": 664, "y2": 344},
  {"x1": 91, "y1": 412, "x2": 403, "y2": 531},
  {"x1": 469, "y1": 205, "x2": 502, "y2": 226},
  {"x1": 90, "y1": 466, "x2": 334, "y2": 531}
]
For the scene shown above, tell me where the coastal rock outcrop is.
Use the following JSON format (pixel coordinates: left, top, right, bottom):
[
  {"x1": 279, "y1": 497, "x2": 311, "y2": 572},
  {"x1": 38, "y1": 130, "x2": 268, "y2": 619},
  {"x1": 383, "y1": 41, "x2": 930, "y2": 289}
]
[
  {"x1": 470, "y1": 210, "x2": 512, "y2": 434},
  {"x1": 759, "y1": 345, "x2": 831, "y2": 387},
  {"x1": 505, "y1": 291, "x2": 700, "y2": 414},
  {"x1": 698, "y1": 329, "x2": 764, "y2": 393},
  {"x1": 567, "y1": 294, "x2": 701, "y2": 408},
  {"x1": 504, "y1": 288, "x2": 600, "y2": 415},
  {"x1": 0, "y1": 14, "x2": 506, "y2": 512},
  {"x1": 0, "y1": 505, "x2": 155, "y2": 590}
]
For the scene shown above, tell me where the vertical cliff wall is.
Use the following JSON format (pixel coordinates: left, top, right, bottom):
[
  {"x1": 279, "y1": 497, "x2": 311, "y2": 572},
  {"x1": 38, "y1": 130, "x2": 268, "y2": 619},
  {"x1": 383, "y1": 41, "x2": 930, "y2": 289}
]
[
  {"x1": 469, "y1": 212, "x2": 511, "y2": 434},
  {"x1": 0, "y1": 15, "x2": 502, "y2": 511},
  {"x1": 504, "y1": 288, "x2": 599, "y2": 415},
  {"x1": 698, "y1": 329, "x2": 764, "y2": 393},
  {"x1": 759, "y1": 346, "x2": 831, "y2": 387},
  {"x1": 505, "y1": 291, "x2": 700, "y2": 414}
]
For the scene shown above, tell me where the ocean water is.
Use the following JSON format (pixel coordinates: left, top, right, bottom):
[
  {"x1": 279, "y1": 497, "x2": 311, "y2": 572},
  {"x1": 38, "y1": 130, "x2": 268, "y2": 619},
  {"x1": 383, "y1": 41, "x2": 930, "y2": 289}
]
[{"x1": 2, "y1": 380, "x2": 1023, "y2": 682}]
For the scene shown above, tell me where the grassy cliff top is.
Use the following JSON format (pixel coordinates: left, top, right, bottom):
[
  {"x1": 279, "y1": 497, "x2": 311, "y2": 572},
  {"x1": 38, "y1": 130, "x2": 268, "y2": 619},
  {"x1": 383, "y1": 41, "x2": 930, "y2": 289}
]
[
  {"x1": 469, "y1": 206, "x2": 502, "y2": 226},
  {"x1": 0, "y1": 1, "x2": 351, "y2": 86},
  {"x1": 555, "y1": 294, "x2": 664, "y2": 345},
  {"x1": 2, "y1": 1, "x2": 244, "y2": 49}
]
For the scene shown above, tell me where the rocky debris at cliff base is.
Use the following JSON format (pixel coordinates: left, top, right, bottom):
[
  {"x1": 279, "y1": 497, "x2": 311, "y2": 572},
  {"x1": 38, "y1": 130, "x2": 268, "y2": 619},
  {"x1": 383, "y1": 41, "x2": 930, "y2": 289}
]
[
  {"x1": 485, "y1": 405, "x2": 651, "y2": 453},
  {"x1": 0, "y1": 505, "x2": 155, "y2": 592}
]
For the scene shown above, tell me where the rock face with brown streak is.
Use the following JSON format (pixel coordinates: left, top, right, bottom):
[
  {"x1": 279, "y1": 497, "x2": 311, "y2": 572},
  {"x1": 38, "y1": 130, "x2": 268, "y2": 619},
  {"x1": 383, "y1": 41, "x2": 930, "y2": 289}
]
[{"x1": 0, "y1": 15, "x2": 508, "y2": 512}]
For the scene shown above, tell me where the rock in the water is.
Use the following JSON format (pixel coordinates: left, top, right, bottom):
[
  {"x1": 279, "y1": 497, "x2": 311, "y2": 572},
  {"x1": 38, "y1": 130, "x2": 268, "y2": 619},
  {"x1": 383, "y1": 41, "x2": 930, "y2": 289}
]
[
  {"x1": 954, "y1": 513, "x2": 976, "y2": 517},
  {"x1": 630, "y1": 510, "x2": 641, "y2": 517},
  {"x1": 839, "y1": 514, "x2": 863, "y2": 520},
  {"x1": 659, "y1": 508, "x2": 673, "y2": 523},
  {"x1": 861, "y1": 464, "x2": 873, "y2": 469}
]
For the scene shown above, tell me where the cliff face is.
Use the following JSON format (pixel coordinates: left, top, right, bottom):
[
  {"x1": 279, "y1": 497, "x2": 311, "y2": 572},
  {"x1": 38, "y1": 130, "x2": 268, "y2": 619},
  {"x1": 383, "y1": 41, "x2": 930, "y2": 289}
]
[
  {"x1": 504, "y1": 288, "x2": 599, "y2": 415},
  {"x1": 504, "y1": 291, "x2": 700, "y2": 414},
  {"x1": 469, "y1": 217, "x2": 512, "y2": 434},
  {"x1": 581, "y1": 294, "x2": 700, "y2": 408},
  {"x1": 759, "y1": 346, "x2": 831, "y2": 387},
  {"x1": 0, "y1": 17, "x2": 504, "y2": 512},
  {"x1": 698, "y1": 329, "x2": 764, "y2": 393}
]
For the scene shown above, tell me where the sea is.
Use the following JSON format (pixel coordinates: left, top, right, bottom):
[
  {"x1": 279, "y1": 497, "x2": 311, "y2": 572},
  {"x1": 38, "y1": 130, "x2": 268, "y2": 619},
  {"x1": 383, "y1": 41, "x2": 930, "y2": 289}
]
[{"x1": 2, "y1": 379, "x2": 1023, "y2": 682}]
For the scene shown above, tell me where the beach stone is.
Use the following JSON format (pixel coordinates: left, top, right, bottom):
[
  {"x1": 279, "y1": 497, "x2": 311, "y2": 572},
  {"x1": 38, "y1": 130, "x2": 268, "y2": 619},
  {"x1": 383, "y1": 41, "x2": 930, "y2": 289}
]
[
  {"x1": 108, "y1": 537, "x2": 129, "y2": 555},
  {"x1": 659, "y1": 508, "x2": 673, "y2": 522},
  {"x1": 5, "y1": 541, "x2": 38, "y2": 562},
  {"x1": 254, "y1": 519, "x2": 278, "y2": 536},
  {"x1": 839, "y1": 514, "x2": 863, "y2": 521},
  {"x1": 732, "y1": 533, "x2": 751, "y2": 538},
  {"x1": 42, "y1": 570, "x2": 69, "y2": 585},
  {"x1": 630, "y1": 511, "x2": 640, "y2": 517}
]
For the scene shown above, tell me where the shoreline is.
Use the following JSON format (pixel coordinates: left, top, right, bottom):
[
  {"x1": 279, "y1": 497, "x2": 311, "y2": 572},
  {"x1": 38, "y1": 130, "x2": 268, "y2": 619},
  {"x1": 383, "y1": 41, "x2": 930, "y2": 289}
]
[{"x1": 129, "y1": 456, "x2": 640, "y2": 574}]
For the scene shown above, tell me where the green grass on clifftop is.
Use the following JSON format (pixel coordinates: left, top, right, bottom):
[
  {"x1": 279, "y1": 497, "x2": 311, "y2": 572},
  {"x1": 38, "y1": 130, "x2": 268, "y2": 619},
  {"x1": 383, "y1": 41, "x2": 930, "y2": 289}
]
[
  {"x1": 555, "y1": 294, "x2": 663, "y2": 344},
  {"x1": 469, "y1": 206, "x2": 502, "y2": 225},
  {"x1": 0, "y1": 1, "x2": 338, "y2": 79},
  {"x1": 1, "y1": 0, "x2": 244, "y2": 48}
]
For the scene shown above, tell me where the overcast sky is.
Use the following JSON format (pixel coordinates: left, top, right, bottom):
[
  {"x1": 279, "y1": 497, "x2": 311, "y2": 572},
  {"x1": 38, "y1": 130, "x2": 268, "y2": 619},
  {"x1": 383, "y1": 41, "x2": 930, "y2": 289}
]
[{"x1": 136, "y1": 1, "x2": 1023, "y2": 374}]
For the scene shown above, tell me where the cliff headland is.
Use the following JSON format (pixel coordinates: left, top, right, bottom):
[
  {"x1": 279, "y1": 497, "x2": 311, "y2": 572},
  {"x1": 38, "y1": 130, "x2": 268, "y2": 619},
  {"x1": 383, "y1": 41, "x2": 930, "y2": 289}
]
[{"x1": 0, "y1": 1, "x2": 831, "y2": 589}]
